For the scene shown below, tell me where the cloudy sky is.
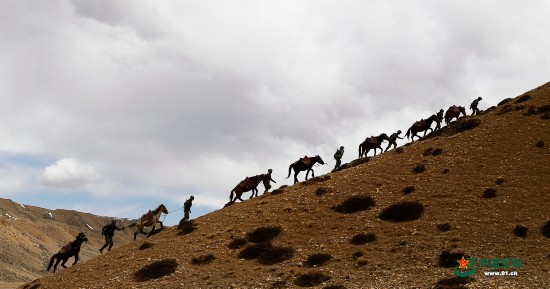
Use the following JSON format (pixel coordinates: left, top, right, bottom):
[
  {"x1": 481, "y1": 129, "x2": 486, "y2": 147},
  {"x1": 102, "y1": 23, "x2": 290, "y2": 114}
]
[{"x1": 1, "y1": 1, "x2": 549, "y2": 226}]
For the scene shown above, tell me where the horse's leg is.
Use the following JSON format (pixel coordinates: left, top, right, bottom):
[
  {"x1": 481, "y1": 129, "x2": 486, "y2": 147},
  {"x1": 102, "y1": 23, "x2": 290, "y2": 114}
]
[
  {"x1": 60, "y1": 257, "x2": 68, "y2": 268},
  {"x1": 294, "y1": 170, "x2": 299, "y2": 184},
  {"x1": 134, "y1": 231, "x2": 138, "y2": 241},
  {"x1": 159, "y1": 221, "x2": 164, "y2": 230},
  {"x1": 53, "y1": 257, "x2": 61, "y2": 272},
  {"x1": 73, "y1": 253, "x2": 79, "y2": 265}
]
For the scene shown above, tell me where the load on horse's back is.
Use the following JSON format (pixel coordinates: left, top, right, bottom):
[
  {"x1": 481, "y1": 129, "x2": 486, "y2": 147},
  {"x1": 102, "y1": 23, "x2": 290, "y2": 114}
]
[
  {"x1": 358, "y1": 133, "x2": 388, "y2": 157},
  {"x1": 126, "y1": 204, "x2": 168, "y2": 241},
  {"x1": 286, "y1": 155, "x2": 325, "y2": 184},
  {"x1": 47, "y1": 232, "x2": 88, "y2": 273},
  {"x1": 230, "y1": 174, "x2": 263, "y2": 202}
]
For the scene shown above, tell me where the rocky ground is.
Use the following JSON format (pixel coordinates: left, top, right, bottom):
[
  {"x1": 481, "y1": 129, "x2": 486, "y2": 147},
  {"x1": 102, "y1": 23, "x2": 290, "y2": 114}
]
[{"x1": 12, "y1": 82, "x2": 550, "y2": 288}]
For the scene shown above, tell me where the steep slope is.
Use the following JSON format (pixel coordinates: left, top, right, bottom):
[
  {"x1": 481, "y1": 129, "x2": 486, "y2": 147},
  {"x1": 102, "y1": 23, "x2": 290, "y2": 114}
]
[
  {"x1": 21, "y1": 83, "x2": 549, "y2": 288},
  {"x1": 0, "y1": 199, "x2": 135, "y2": 285}
]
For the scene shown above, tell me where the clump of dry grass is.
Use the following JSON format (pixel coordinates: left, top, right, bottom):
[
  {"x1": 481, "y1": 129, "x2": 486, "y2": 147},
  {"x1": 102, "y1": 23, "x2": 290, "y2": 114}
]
[
  {"x1": 514, "y1": 94, "x2": 531, "y2": 103},
  {"x1": 315, "y1": 187, "x2": 333, "y2": 196},
  {"x1": 228, "y1": 237, "x2": 247, "y2": 249},
  {"x1": 437, "y1": 223, "x2": 452, "y2": 232},
  {"x1": 412, "y1": 165, "x2": 426, "y2": 174},
  {"x1": 246, "y1": 226, "x2": 282, "y2": 243},
  {"x1": 134, "y1": 259, "x2": 178, "y2": 282},
  {"x1": 513, "y1": 226, "x2": 528, "y2": 238},
  {"x1": 331, "y1": 195, "x2": 375, "y2": 214},
  {"x1": 323, "y1": 285, "x2": 346, "y2": 289},
  {"x1": 139, "y1": 242, "x2": 153, "y2": 250},
  {"x1": 423, "y1": 148, "x2": 433, "y2": 156},
  {"x1": 191, "y1": 254, "x2": 215, "y2": 265},
  {"x1": 379, "y1": 201, "x2": 424, "y2": 222},
  {"x1": 303, "y1": 253, "x2": 332, "y2": 267},
  {"x1": 402, "y1": 186, "x2": 415, "y2": 195},
  {"x1": 238, "y1": 242, "x2": 273, "y2": 260},
  {"x1": 257, "y1": 246, "x2": 295, "y2": 265},
  {"x1": 495, "y1": 177, "x2": 505, "y2": 185},
  {"x1": 535, "y1": 140, "x2": 544, "y2": 148},
  {"x1": 455, "y1": 118, "x2": 481, "y2": 133},
  {"x1": 541, "y1": 220, "x2": 550, "y2": 238},
  {"x1": 431, "y1": 148, "x2": 443, "y2": 156},
  {"x1": 482, "y1": 188, "x2": 497, "y2": 198},
  {"x1": 395, "y1": 147, "x2": 404, "y2": 154},
  {"x1": 442, "y1": 168, "x2": 450, "y2": 174},
  {"x1": 349, "y1": 233, "x2": 376, "y2": 245},
  {"x1": 438, "y1": 251, "x2": 465, "y2": 268},
  {"x1": 294, "y1": 272, "x2": 331, "y2": 287},
  {"x1": 351, "y1": 251, "x2": 363, "y2": 259}
]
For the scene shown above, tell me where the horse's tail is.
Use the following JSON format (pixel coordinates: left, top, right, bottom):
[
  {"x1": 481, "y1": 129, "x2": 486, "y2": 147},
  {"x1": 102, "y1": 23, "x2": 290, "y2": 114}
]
[
  {"x1": 405, "y1": 127, "x2": 411, "y2": 140},
  {"x1": 285, "y1": 163, "x2": 293, "y2": 179},
  {"x1": 358, "y1": 142, "x2": 363, "y2": 158},
  {"x1": 47, "y1": 254, "x2": 57, "y2": 271},
  {"x1": 230, "y1": 189, "x2": 235, "y2": 201}
]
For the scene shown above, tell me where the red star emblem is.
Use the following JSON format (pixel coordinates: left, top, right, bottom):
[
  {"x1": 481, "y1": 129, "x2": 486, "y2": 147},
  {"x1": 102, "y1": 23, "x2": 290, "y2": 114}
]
[{"x1": 457, "y1": 256, "x2": 469, "y2": 269}]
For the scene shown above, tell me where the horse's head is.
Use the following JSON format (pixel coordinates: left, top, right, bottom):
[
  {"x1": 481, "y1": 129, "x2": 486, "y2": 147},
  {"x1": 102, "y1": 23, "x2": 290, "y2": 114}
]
[
  {"x1": 314, "y1": 155, "x2": 325, "y2": 165},
  {"x1": 77, "y1": 232, "x2": 88, "y2": 242},
  {"x1": 160, "y1": 204, "x2": 169, "y2": 214},
  {"x1": 459, "y1": 106, "x2": 466, "y2": 116},
  {"x1": 379, "y1": 133, "x2": 389, "y2": 140}
]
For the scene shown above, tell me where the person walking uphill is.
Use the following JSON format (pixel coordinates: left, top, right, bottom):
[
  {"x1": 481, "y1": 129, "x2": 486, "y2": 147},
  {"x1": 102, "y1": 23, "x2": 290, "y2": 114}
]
[
  {"x1": 183, "y1": 195, "x2": 194, "y2": 221},
  {"x1": 263, "y1": 169, "x2": 276, "y2": 193},
  {"x1": 332, "y1": 146, "x2": 345, "y2": 172},
  {"x1": 100, "y1": 220, "x2": 124, "y2": 254},
  {"x1": 385, "y1": 130, "x2": 404, "y2": 152},
  {"x1": 470, "y1": 97, "x2": 482, "y2": 115}
]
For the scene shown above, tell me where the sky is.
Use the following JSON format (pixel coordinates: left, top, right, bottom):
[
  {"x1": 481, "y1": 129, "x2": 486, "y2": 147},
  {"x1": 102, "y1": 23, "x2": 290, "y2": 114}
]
[{"x1": 1, "y1": 1, "x2": 549, "y2": 226}]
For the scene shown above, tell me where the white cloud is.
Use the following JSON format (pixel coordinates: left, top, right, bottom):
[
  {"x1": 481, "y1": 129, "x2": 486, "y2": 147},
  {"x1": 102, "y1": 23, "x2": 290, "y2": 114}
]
[{"x1": 39, "y1": 158, "x2": 103, "y2": 190}]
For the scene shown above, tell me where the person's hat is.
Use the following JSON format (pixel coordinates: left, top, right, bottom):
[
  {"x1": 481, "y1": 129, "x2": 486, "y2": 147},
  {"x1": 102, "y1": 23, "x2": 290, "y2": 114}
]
[
  {"x1": 397, "y1": 130, "x2": 402, "y2": 134},
  {"x1": 340, "y1": 146, "x2": 344, "y2": 149},
  {"x1": 440, "y1": 109, "x2": 444, "y2": 112},
  {"x1": 478, "y1": 96, "x2": 482, "y2": 100},
  {"x1": 268, "y1": 169, "x2": 273, "y2": 173},
  {"x1": 190, "y1": 195, "x2": 194, "y2": 200}
]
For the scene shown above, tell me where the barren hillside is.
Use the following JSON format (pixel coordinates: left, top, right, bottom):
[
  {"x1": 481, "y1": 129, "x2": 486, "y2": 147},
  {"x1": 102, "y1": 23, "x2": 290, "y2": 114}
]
[
  {"x1": 19, "y1": 82, "x2": 550, "y2": 288},
  {"x1": 0, "y1": 199, "x2": 135, "y2": 287}
]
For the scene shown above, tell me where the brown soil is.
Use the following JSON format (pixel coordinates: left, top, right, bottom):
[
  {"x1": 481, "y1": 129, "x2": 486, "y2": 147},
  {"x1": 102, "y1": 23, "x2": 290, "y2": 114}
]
[{"x1": 15, "y1": 82, "x2": 550, "y2": 288}]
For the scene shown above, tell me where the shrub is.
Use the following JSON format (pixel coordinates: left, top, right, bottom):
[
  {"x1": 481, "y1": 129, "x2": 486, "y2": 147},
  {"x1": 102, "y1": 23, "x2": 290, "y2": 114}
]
[
  {"x1": 294, "y1": 272, "x2": 331, "y2": 287},
  {"x1": 247, "y1": 226, "x2": 282, "y2": 243},
  {"x1": 402, "y1": 186, "x2": 415, "y2": 195},
  {"x1": 437, "y1": 223, "x2": 452, "y2": 232},
  {"x1": 495, "y1": 177, "x2": 505, "y2": 185},
  {"x1": 379, "y1": 201, "x2": 424, "y2": 222},
  {"x1": 350, "y1": 233, "x2": 376, "y2": 245},
  {"x1": 513, "y1": 226, "x2": 528, "y2": 238},
  {"x1": 228, "y1": 237, "x2": 247, "y2": 249},
  {"x1": 423, "y1": 148, "x2": 433, "y2": 156},
  {"x1": 498, "y1": 98, "x2": 512, "y2": 106},
  {"x1": 191, "y1": 254, "x2": 215, "y2": 265},
  {"x1": 442, "y1": 168, "x2": 450, "y2": 174},
  {"x1": 139, "y1": 242, "x2": 153, "y2": 250},
  {"x1": 431, "y1": 148, "x2": 443, "y2": 156},
  {"x1": 258, "y1": 246, "x2": 295, "y2": 265},
  {"x1": 323, "y1": 285, "x2": 346, "y2": 289},
  {"x1": 482, "y1": 188, "x2": 497, "y2": 198},
  {"x1": 134, "y1": 259, "x2": 178, "y2": 282},
  {"x1": 238, "y1": 242, "x2": 272, "y2": 259},
  {"x1": 497, "y1": 105, "x2": 514, "y2": 115},
  {"x1": 412, "y1": 165, "x2": 426, "y2": 174},
  {"x1": 541, "y1": 220, "x2": 550, "y2": 238},
  {"x1": 331, "y1": 195, "x2": 375, "y2": 214},
  {"x1": 438, "y1": 251, "x2": 465, "y2": 268},
  {"x1": 454, "y1": 118, "x2": 481, "y2": 133},
  {"x1": 177, "y1": 220, "x2": 196, "y2": 235},
  {"x1": 395, "y1": 147, "x2": 404, "y2": 154},
  {"x1": 315, "y1": 187, "x2": 333, "y2": 196},
  {"x1": 351, "y1": 251, "x2": 363, "y2": 259},
  {"x1": 303, "y1": 253, "x2": 332, "y2": 267},
  {"x1": 514, "y1": 94, "x2": 531, "y2": 103},
  {"x1": 434, "y1": 277, "x2": 474, "y2": 289},
  {"x1": 536, "y1": 140, "x2": 544, "y2": 148}
]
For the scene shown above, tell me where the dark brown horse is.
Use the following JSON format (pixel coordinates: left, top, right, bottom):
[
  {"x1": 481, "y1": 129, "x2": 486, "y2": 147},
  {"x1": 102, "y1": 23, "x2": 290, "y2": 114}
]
[
  {"x1": 405, "y1": 114, "x2": 438, "y2": 141},
  {"x1": 229, "y1": 174, "x2": 264, "y2": 202},
  {"x1": 286, "y1": 155, "x2": 325, "y2": 184},
  {"x1": 358, "y1": 133, "x2": 388, "y2": 157},
  {"x1": 47, "y1": 232, "x2": 88, "y2": 273},
  {"x1": 126, "y1": 204, "x2": 168, "y2": 241},
  {"x1": 445, "y1": 105, "x2": 466, "y2": 124}
]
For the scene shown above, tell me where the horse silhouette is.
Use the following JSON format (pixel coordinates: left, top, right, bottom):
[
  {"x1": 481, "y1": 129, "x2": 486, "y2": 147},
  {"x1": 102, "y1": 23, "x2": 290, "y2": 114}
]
[
  {"x1": 229, "y1": 174, "x2": 264, "y2": 202},
  {"x1": 405, "y1": 114, "x2": 438, "y2": 141},
  {"x1": 445, "y1": 105, "x2": 466, "y2": 124},
  {"x1": 47, "y1": 232, "x2": 88, "y2": 273},
  {"x1": 286, "y1": 155, "x2": 325, "y2": 184},
  {"x1": 126, "y1": 204, "x2": 168, "y2": 241},
  {"x1": 358, "y1": 133, "x2": 389, "y2": 157}
]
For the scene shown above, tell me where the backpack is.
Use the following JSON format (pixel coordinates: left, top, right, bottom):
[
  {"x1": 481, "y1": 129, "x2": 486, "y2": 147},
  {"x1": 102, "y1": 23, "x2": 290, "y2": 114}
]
[{"x1": 101, "y1": 224, "x2": 108, "y2": 236}]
